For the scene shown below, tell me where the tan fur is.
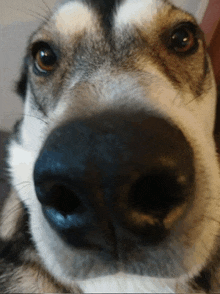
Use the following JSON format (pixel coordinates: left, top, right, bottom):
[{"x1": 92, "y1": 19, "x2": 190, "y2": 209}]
[
  {"x1": 7, "y1": 263, "x2": 68, "y2": 293},
  {"x1": 0, "y1": 190, "x2": 23, "y2": 241},
  {"x1": 2, "y1": 0, "x2": 220, "y2": 293}
]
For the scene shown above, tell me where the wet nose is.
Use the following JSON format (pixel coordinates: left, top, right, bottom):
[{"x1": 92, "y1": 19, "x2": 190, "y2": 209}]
[{"x1": 34, "y1": 110, "x2": 194, "y2": 248}]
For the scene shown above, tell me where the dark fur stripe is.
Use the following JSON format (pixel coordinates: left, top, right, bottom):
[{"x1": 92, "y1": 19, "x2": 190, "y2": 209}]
[
  {"x1": 0, "y1": 205, "x2": 32, "y2": 264},
  {"x1": 29, "y1": 80, "x2": 48, "y2": 116},
  {"x1": 15, "y1": 56, "x2": 29, "y2": 101},
  {"x1": 84, "y1": 0, "x2": 123, "y2": 32},
  {"x1": 11, "y1": 119, "x2": 23, "y2": 144},
  {"x1": 190, "y1": 268, "x2": 212, "y2": 293}
]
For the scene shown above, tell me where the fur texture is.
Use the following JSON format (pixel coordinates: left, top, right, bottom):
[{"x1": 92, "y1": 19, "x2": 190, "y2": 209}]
[{"x1": 1, "y1": 0, "x2": 220, "y2": 292}]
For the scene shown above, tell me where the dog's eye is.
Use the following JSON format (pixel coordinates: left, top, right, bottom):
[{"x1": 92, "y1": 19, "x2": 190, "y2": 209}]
[
  {"x1": 32, "y1": 43, "x2": 57, "y2": 74},
  {"x1": 36, "y1": 47, "x2": 57, "y2": 72},
  {"x1": 169, "y1": 23, "x2": 198, "y2": 54}
]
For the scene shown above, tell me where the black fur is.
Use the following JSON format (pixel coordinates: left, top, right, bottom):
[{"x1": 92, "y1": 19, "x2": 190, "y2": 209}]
[
  {"x1": 15, "y1": 56, "x2": 29, "y2": 101},
  {"x1": 84, "y1": 0, "x2": 123, "y2": 31},
  {"x1": 193, "y1": 268, "x2": 212, "y2": 293}
]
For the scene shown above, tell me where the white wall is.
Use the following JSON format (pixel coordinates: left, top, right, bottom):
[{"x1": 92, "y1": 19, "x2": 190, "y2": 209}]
[
  {"x1": 172, "y1": 0, "x2": 209, "y2": 23},
  {"x1": 0, "y1": 0, "x2": 209, "y2": 131}
]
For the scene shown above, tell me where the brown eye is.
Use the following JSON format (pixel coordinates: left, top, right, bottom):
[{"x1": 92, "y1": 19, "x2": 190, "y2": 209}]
[
  {"x1": 33, "y1": 43, "x2": 57, "y2": 74},
  {"x1": 169, "y1": 23, "x2": 198, "y2": 54}
]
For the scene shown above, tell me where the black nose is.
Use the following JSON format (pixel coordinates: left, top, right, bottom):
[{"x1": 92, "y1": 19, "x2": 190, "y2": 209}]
[{"x1": 34, "y1": 111, "x2": 194, "y2": 249}]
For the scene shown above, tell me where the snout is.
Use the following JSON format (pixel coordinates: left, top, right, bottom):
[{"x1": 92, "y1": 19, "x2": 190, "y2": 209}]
[{"x1": 34, "y1": 110, "x2": 194, "y2": 252}]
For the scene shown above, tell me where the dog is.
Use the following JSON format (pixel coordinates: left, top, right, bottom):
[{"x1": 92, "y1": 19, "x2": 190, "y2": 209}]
[{"x1": 0, "y1": 0, "x2": 220, "y2": 292}]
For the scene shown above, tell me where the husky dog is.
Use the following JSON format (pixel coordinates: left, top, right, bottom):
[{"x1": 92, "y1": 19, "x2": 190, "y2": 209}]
[{"x1": 1, "y1": 0, "x2": 219, "y2": 292}]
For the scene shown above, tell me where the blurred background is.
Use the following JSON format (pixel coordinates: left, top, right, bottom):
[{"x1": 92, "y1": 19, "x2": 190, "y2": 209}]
[{"x1": 0, "y1": 0, "x2": 219, "y2": 132}]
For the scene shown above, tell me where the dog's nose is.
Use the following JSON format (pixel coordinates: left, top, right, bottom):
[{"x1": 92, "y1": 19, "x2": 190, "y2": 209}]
[{"x1": 34, "y1": 111, "x2": 194, "y2": 249}]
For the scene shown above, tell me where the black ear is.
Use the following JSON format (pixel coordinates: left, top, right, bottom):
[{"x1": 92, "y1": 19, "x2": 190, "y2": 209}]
[{"x1": 15, "y1": 55, "x2": 29, "y2": 101}]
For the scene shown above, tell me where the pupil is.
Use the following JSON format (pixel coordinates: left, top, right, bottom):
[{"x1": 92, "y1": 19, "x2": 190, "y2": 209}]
[
  {"x1": 172, "y1": 30, "x2": 189, "y2": 48},
  {"x1": 40, "y1": 49, "x2": 56, "y2": 65}
]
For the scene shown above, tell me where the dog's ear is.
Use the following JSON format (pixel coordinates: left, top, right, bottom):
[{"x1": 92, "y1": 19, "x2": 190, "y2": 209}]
[
  {"x1": 15, "y1": 55, "x2": 29, "y2": 101},
  {"x1": 171, "y1": 0, "x2": 209, "y2": 24}
]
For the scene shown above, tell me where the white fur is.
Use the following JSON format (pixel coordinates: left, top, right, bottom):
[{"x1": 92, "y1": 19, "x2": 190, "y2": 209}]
[
  {"x1": 114, "y1": 0, "x2": 164, "y2": 29},
  {"x1": 54, "y1": 1, "x2": 96, "y2": 36},
  {"x1": 7, "y1": 1, "x2": 220, "y2": 293},
  {"x1": 77, "y1": 273, "x2": 175, "y2": 293}
]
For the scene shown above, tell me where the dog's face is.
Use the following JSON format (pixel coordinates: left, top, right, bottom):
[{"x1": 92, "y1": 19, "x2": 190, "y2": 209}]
[{"x1": 6, "y1": 0, "x2": 220, "y2": 292}]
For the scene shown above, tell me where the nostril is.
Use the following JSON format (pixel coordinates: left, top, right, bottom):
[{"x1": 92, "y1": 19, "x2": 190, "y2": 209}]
[
  {"x1": 129, "y1": 170, "x2": 193, "y2": 215},
  {"x1": 35, "y1": 181, "x2": 83, "y2": 215}
]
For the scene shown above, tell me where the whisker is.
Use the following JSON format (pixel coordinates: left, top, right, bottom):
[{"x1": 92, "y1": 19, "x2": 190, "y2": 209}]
[
  {"x1": 172, "y1": 90, "x2": 185, "y2": 107},
  {"x1": 0, "y1": 183, "x2": 31, "y2": 225},
  {"x1": 204, "y1": 215, "x2": 220, "y2": 225},
  {"x1": 185, "y1": 96, "x2": 197, "y2": 106},
  {"x1": 26, "y1": 8, "x2": 50, "y2": 22},
  {"x1": 1, "y1": 202, "x2": 24, "y2": 225},
  {"x1": 41, "y1": 0, "x2": 53, "y2": 16},
  {"x1": 13, "y1": 181, "x2": 31, "y2": 189},
  {"x1": 5, "y1": 5, "x2": 49, "y2": 22},
  {"x1": 21, "y1": 114, "x2": 49, "y2": 125},
  {"x1": 1, "y1": 112, "x2": 49, "y2": 125}
]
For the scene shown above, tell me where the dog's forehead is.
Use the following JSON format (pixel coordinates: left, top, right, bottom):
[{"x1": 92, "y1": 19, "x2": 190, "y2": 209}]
[
  {"x1": 53, "y1": 1, "x2": 95, "y2": 36},
  {"x1": 114, "y1": 0, "x2": 167, "y2": 28},
  {"x1": 49, "y1": 0, "x2": 172, "y2": 36},
  {"x1": 30, "y1": 0, "x2": 196, "y2": 43}
]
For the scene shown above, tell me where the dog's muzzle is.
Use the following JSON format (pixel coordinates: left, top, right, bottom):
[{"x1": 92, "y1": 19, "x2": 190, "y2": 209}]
[{"x1": 34, "y1": 110, "x2": 194, "y2": 254}]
